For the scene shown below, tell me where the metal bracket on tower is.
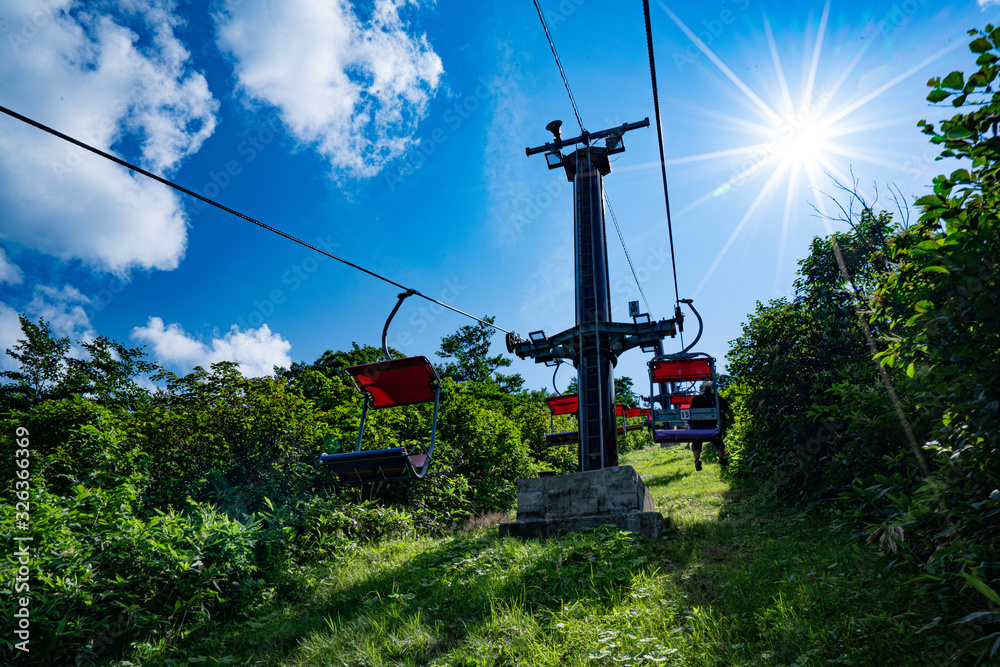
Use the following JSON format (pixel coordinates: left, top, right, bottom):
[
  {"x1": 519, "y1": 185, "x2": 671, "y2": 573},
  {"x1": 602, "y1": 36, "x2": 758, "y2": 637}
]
[
  {"x1": 510, "y1": 318, "x2": 678, "y2": 367},
  {"x1": 526, "y1": 118, "x2": 650, "y2": 180}
]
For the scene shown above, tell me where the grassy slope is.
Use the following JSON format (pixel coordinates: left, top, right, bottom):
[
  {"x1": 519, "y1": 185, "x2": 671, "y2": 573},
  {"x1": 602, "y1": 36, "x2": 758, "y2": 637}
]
[{"x1": 127, "y1": 446, "x2": 974, "y2": 666}]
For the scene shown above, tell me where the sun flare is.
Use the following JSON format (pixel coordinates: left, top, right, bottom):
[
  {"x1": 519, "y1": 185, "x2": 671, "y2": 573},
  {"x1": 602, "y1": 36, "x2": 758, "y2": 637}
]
[
  {"x1": 772, "y1": 116, "x2": 829, "y2": 168},
  {"x1": 651, "y1": 1, "x2": 964, "y2": 297}
]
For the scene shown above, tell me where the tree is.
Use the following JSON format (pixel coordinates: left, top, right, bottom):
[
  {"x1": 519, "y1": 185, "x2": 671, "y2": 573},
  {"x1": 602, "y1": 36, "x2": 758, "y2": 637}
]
[
  {"x1": 879, "y1": 25, "x2": 1000, "y2": 459},
  {"x1": 725, "y1": 205, "x2": 907, "y2": 495},
  {"x1": 142, "y1": 361, "x2": 333, "y2": 513},
  {"x1": 65, "y1": 336, "x2": 158, "y2": 410},
  {"x1": 436, "y1": 316, "x2": 523, "y2": 392},
  {"x1": 1, "y1": 315, "x2": 71, "y2": 410},
  {"x1": 564, "y1": 375, "x2": 640, "y2": 408},
  {"x1": 1, "y1": 316, "x2": 158, "y2": 412}
]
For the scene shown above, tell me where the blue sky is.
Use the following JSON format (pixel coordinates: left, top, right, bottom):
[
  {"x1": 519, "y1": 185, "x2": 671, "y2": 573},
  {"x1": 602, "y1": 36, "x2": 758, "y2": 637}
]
[{"x1": 0, "y1": 0, "x2": 996, "y2": 396}]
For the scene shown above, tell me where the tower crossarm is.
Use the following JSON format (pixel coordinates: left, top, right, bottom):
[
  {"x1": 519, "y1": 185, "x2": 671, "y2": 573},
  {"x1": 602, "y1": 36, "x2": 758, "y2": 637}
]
[{"x1": 510, "y1": 318, "x2": 678, "y2": 367}]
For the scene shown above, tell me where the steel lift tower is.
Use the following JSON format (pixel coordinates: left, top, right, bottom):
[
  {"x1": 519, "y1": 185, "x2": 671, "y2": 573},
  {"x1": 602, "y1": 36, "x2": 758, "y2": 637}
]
[{"x1": 507, "y1": 118, "x2": 685, "y2": 473}]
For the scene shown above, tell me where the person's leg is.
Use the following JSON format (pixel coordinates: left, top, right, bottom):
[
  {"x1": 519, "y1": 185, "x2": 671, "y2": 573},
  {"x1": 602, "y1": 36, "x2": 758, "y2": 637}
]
[
  {"x1": 692, "y1": 442, "x2": 703, "y2": 471},
  {"x1": 714, "y1": 436, "x2": 728, "y2": 466}
]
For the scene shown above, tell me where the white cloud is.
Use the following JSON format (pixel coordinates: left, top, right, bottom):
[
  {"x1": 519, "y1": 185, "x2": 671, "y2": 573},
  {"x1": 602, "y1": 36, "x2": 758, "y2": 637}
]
[
  {"x1": 0, "y1": 0, "x2": 218, "y2": 274},
  {"x1": 979, "y1": 0, "x2": 1000, "y2": 8},
  {"x1": 482, "y1": 42, "x2": 550, "y2": 246},
  {"x1": 131, "y1": 317, "x2": 292, "y2": 377},
  {"x1": 216, "y1": 0, "x2": 442, "y2": 178},
  {"x1": 0, "y1": 284, "x2": 98, "y2": 371},
  {"x1": 0, "y1": 248, "x2": 24, "y2": 284},
  {"x1": 25, "y1": 283, "x2": 94, "y2": 340},
  {"x1": 0, "y1": 302, "x2": 23, "y2": 371}
]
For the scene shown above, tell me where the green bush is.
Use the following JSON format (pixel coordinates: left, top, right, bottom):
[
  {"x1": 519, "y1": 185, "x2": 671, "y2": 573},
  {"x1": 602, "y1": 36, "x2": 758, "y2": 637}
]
[{"x1": 0, "y1": 482, "x2": 261, "y2": 665}]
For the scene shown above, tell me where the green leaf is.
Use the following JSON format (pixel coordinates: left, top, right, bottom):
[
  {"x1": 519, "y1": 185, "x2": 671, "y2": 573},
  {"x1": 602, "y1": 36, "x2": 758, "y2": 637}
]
[
  {"x1": 960, "y1": 571, "x2": 1000, "y2": 606},
  {"x1": 942, "y1": 71, "x2": 964, "y2": 89},
  {"x1": 927, "y1": 89, "x2": 952, "y2": 103},
  {"x1": 950, "y1": 168, "x2": 971, "y2": 182},
  {"x1": 955, "y1": 611, "x2": 997, "y2": 624},
  {"x1": 969, "y1": 37, "x2": 993, "y2": 53},
  {"x1": 906, "y1": 362, "x2": 916, "y2": 378},
  {"x1": 920, "y1": 266, "x2": 950, "y2": 274}
]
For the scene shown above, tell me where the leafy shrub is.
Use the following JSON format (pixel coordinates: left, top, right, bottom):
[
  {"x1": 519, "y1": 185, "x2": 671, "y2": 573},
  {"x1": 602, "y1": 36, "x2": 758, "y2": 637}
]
[
  {"x1": 139, "y1": 362, "x2": 333, "y2": 515},
  {"x1": 410, "y1": 384, "x2": 535, "y2": 527},
  {"x1": 0, "y1": 482, "x2": 261, "y2": 665},
  {"x1": 259, "y1": 496, "x2": 415, "y2": 565}
]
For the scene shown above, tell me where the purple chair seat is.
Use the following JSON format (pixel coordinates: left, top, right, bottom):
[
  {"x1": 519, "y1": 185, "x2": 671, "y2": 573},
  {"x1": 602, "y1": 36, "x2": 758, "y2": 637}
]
[{"x1": 653, "y1": 428, "x2": 719, "y2": 443}]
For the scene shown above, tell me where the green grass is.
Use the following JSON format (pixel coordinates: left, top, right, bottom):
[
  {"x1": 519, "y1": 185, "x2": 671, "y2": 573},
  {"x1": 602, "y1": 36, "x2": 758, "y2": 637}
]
[{"x1": 121, "y1": 445, "x2": 975, "y2": 666}]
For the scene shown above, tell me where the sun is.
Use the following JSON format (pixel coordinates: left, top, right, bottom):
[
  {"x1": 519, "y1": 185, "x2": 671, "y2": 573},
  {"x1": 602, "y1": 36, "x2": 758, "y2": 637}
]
[
  {"x1": 648, "y1": 1, "x2": 965, "y2": 297},
  {"x1": 773, "y1": 115, "x2": 830, "y2": 168}
]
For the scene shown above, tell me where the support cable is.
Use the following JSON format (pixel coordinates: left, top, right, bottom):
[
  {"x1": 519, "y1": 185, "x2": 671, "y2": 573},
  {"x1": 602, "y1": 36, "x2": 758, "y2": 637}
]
[
  {"x1": 531, "y1": 0, "x2": 586, "y2": 133},
  {"x1": 0, "y1": 103, "x2": 512, "y2": 335},
  {"x1": 605, "y1": 191, "x2": 652, "y2": 316},
  {"x1": 529, "y1": 2, "x2": 649, "y2": 319},
  {"x1": 642, "y1": 0, "x2": 683, "y2": 322}
]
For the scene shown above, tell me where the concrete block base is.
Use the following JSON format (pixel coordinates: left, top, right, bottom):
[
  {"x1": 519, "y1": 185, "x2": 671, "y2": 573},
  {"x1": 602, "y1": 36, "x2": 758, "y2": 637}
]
[{"x1": 499, "y1": 465, "x2": 666, "y2": 540}]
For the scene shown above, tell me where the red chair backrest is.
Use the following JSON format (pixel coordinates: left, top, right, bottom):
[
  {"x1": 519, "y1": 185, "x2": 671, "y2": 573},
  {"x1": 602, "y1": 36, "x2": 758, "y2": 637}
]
[
  {"x1": 650, "y1": 357, "x2": 714, "y2": 383},
  {"x1": 624, "y1": 407, "x2": 651, "y2": 419},
  {"x1": 546, "y1": 394, "x2": 579, "y2": 416},
  {"x1": 345, "y1": 356, "x2": 440, "y2": 408},
  {"x1": 671, "y1": 395, "x2": 694, "y2": 409}
]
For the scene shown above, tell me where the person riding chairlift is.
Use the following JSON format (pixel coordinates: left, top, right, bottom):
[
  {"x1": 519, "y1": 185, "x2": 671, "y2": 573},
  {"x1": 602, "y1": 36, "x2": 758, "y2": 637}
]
[{"x1": 690, "y1": 380, "x2": 731, "y2": 471}]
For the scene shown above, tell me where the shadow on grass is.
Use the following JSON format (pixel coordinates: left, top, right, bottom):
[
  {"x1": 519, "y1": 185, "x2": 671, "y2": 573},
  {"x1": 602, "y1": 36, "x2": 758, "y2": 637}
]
[
  {"x1": 154, "y1": 450, "x2": 966, "y2": 667},
  {"x1": 638, "y1": 469, "x2": 689, "y2": 490},
  {"x1": 171, "y1": 526, "x2": 650, "y2": 665},
  {"x1": 643, "y1": 481, "x2": 968, "y2": 666}
]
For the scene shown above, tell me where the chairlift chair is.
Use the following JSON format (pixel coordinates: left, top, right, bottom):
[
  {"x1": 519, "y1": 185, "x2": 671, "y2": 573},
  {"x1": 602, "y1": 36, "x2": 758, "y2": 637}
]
[
  {"x1": 545, "y1": 393, "x2": 580, "y2": 446},
  {"x1": 543, "y1": 394, "x2": 647, "y2": 445},
  {"x1": 620, "y1": 405, "x2": 652, "y2": 432},
  {"x1": 320, "y1": 291, "x2": 443, "y2": 483},
  {"x1": 647, "y1": 352, "x2": 721, "y2": 444}
]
